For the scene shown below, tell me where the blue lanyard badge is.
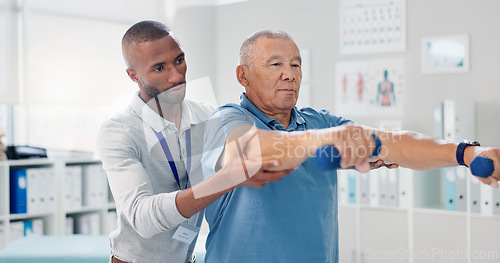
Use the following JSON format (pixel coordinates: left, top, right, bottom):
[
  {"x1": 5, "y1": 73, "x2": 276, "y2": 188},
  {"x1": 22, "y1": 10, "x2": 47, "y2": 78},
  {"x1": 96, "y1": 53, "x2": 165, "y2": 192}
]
[{"x1": 152, "y1": 128, "x2": 191, "y2": 190}]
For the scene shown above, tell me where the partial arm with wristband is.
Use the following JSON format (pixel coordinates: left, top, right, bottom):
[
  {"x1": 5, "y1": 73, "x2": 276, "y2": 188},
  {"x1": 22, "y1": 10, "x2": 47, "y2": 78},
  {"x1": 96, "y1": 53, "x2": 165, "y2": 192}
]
[{"x1": 230, "y1": 124, "x2": 499, "y2": 188}]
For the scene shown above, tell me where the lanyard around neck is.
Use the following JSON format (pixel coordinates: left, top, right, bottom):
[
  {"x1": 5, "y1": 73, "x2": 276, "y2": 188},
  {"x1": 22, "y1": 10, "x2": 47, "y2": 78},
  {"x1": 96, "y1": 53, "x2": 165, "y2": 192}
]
[{"x1": 152, "y1": 128, "x2": 191, "y2": 190}]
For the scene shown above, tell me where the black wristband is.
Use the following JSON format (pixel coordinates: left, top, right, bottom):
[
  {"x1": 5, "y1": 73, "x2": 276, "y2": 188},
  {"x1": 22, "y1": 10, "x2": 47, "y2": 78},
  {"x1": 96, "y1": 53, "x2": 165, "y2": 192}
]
[{"x1": 456, "y1": 140, "x2": 480, "y2": 167}]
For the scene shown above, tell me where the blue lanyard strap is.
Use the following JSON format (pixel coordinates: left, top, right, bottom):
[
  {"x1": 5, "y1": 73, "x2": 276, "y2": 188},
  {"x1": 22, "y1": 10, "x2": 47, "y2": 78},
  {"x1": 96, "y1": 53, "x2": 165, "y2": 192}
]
[{"x1": 152, "y1": 128, "x2": 191, "y2": 190}]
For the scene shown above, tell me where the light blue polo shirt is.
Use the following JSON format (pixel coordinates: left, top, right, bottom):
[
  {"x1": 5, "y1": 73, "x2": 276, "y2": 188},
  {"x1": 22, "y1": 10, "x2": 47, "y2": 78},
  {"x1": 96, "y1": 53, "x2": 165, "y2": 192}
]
[{"x1": 201, "y1": 93, "x2": 352, "y2": 263}]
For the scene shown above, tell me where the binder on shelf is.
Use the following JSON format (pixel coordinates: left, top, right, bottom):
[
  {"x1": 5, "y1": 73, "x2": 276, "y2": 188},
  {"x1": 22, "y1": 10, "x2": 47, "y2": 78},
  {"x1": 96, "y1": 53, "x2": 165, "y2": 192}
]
[
  {"x1": 32, "y1": 218, "x2": 44, "y2": 235},
  {"x1": 480, "y1": 182, "x2": 493, "y2": 215},
  {"x1": 75, "y1": 213, "x2": 101, "y2": 235},
  {"x1": 89, "y1": 213, "x2": 101, "y2": 235},
  {"x1": 20, "y1": 219, "x2": 43, "y2": 237},
  {"x1": 492, "y1": 187, "x2": 500, "y2": 216},
  {"x1": 23, "y1": 220, "x2": 34, "y2": 236},
  {"x1": 369, "y1": 169, "x2": 380, "y2": 207},
  {"x1": 398, "y1": 167, "x2": 411, "y2": 208},
  {"x1": 359, "y1": 172, "x2": 370, "y2": 205},
  {"x1": 347, "y1": 170, "x2": 356, "y2": 204},
  {"x1": 36, "y1": 168, "x2": 48, "y2": 213},
  {"x1": 0, "y1": 224, "x2": 5, "y2": 250},
  {"x1": 455, "y1": 166, "x2": 467, "y2": 212},
  {"x1": 97, "y1": 165, "x2": 107, "y2": 204},
  {"x1": 72, "y1": 166, "x2": 84, "y2": 209},
  {"x1": 387, "y1": 168, "x2": 399, "y2": 207},
  {"x1": 9, "y1": 169, "x2": 28, "y2": 214},
  {"x1": 470, "y1": 171, "x2": 481, "y2": 213},
  {"x1": 9, "y1": 221, "x2": 24, "y2": 243},
  {"x1": 378, "y1": 168, "x2": 389, "y2": 206},
  {"x1": 337, "y1": 170, "x2": 349, "y2": 205},
  {"x1": 66, "y1": 216, "x2": 75, "y2": 235},
  {"x1": 42, "y1": 168, "x2": 57, "y2": 212},
  {"x1": 82, "y1": 164, "x2": 105, "y2": 207},
  {"x1": 26, "y1": 168, "x2": 40, "y2": 214},
  {"x1": 65, "y1": 165, "x2": 83, "y2": 209},
  {"x1": 444, "y1": 167, "x2": 457, "y2": 211}
]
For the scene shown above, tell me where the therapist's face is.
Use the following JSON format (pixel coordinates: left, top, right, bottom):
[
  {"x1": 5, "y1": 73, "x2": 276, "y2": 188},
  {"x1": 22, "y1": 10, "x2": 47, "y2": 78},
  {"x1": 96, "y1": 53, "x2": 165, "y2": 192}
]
[{"x1": 126, "y1": 35, "x2": 187, "y2": 104}]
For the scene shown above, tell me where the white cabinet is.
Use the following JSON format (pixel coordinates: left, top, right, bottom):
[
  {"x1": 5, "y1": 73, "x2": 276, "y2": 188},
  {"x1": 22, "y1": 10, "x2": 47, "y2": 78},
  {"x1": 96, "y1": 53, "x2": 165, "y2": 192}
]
[
  {"x1": 0, "y1": 158, "x2": 115, "y2": 251},
  {"x1": 338, "y1": 168, "x2": 500, "y2": 263}
]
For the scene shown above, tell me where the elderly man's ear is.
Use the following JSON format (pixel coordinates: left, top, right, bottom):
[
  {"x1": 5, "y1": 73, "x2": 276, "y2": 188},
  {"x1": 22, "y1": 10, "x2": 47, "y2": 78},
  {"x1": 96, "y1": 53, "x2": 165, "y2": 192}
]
[{"x1": 236, "y1": 65, "x2": 250, "y2": 87}]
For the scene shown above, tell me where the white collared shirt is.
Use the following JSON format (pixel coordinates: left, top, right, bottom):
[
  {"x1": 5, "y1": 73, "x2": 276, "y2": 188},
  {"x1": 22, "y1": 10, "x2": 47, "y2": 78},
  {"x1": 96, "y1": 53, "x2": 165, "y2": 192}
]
[{"x1": 97, "y1": 92, "x2": 214, "y2": 263}]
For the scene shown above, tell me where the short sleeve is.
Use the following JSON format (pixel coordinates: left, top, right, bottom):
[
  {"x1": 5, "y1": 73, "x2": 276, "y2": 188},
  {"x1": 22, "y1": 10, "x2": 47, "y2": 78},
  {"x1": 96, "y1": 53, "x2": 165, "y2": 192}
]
[
  {"x1": 201, "y1": 105, "x2": 255, "y2": 180},
  {"x1": 318, "y1": 109, "x2": 354, "y2": 127}
]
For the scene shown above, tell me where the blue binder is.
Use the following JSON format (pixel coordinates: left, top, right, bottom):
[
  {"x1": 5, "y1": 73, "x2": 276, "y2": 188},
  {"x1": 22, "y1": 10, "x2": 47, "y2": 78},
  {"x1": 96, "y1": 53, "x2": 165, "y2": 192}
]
[
  {"x1": 24, "y1": 220, "x2": 34, "y2": 236},
  {"x1": 10, "y1": 169, "x2": 28, "y2": 214}
]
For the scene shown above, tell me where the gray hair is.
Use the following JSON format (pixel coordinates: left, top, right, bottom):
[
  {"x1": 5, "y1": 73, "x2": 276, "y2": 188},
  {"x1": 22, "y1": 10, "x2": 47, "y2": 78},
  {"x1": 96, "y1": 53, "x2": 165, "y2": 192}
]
[{"x1": 239, "y1": 29, "x2": 293, "y2": 65}]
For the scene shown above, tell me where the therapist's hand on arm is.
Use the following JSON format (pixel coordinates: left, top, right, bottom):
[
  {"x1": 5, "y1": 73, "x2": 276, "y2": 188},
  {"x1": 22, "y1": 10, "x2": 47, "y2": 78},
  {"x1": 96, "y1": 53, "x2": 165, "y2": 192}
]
[{"x1": 176, "y1": 129, "x2": 285, "y2": 218}]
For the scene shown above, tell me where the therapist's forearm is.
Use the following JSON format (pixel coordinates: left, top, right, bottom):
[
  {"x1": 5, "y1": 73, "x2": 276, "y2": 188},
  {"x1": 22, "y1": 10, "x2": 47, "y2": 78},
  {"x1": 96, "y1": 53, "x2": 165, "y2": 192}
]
[{"x1": 175, "y1": 173, "x2": 234, "y2": 218}]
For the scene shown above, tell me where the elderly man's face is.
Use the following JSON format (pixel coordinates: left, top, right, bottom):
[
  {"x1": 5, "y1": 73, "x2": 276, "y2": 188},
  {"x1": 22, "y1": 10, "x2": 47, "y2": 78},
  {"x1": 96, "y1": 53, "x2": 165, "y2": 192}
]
[{"x1": 244, "y1": 37, "x2": 302, "y2": 114}]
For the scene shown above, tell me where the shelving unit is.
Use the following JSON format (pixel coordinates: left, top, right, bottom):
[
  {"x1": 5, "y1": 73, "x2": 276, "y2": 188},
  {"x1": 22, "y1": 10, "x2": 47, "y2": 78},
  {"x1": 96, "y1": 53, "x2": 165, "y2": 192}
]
[
  {"x1": 0, "y1": 158, "x2": 115, "y2": 251},
  {"x1": 338, "y1": 168, "x2": 500, "y2": 263}
]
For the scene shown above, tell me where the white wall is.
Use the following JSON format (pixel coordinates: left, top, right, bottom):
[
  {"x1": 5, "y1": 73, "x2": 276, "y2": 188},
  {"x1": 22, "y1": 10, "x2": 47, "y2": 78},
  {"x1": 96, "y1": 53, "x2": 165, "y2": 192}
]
[
  {"x1": 176, "y1": 0, "x2": 500, "y2": 147},
  {"x1": 2, "y1": 0, "x2": 173, "y2": 151},
  {"x1": 2, "y1": 0, "x2": 500, "y2": 150}
]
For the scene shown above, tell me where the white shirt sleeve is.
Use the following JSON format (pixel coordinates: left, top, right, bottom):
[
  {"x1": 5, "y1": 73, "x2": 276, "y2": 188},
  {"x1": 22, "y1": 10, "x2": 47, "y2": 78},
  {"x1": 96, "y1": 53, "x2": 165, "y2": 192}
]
[{"x1": 97, "y1": 120, "x2": 188, "y2": 238}]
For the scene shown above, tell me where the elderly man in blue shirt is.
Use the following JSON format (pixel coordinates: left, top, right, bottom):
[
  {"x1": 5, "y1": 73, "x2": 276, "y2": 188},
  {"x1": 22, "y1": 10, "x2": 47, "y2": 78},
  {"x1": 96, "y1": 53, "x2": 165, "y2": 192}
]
[{"x1": 201, "y1": 29, "x2": 500, "y2": 262}]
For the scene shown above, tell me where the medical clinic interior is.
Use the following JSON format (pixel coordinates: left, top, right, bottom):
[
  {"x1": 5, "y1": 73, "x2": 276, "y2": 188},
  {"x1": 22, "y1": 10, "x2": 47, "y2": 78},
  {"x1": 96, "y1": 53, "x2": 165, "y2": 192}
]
[{"x1": 0, "y1": 0, "x2": 499, "y2": 262}]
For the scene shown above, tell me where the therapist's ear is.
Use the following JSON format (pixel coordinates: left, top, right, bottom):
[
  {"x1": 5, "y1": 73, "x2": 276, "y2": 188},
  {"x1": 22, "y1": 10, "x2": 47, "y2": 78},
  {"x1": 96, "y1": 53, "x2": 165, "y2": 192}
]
[
  {"x1": 126, "y1": 68, "x2": 140, "y2": 83},
  {"x1": 236, "y1": 65, "x2": 249, "y2": 87}
]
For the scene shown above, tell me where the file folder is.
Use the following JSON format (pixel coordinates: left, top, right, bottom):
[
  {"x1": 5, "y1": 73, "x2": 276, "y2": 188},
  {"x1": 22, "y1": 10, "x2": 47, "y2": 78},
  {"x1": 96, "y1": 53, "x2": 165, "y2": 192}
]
[
  {"x1": 66, "y1": 216, "x2": 75, "y2": 235},
  {"x1": 9, "y1": 221, "x2": 24, "y2": 242},
  {"x1": 83, "y1": 164, "x2": 105, "y2": 207},
  {"x1": 337, "y1": 170, "x2": 348, "y2": 205},
  {"x1": 23, "y1": 220, "x2": 34, "y2": 236},
  {"x1": 480, "y1": 182, "x2": 493, "y2": 215},
  {"x1": 65, "y1": 166, "x2": 83, "y2": 209},
  {"x1": 387, "y1": 168, "x2": 399, "y2": 207},
  {"x1": 26, "y1": 168, "x2": 40, "y2": 214},
  {"x1": 75, "y1": 213, "x2": 101, "y2": 235},
  {"x1": 398, "y1": 167, "x2": 411, "y2": 208},
  {"x1": 469, "y1": 170, "x2": 481, "y2": 213},
  {"x1": 71, "y1": 166, "x2": 83, "y2": 209},
  {"x1": 444, "y1": 167, "x2": 457, "y2": 211},
  {"x1": 492, "y1": 187, "x2": 500, "y2": 215},
  {"x1": 347, "y1": 170, "x2": 356, "y2": 204},
  {"x1": 9, "y1": 169, "x2": 27, "y2": 214},
  {"x1": 36, "y1": 168, "x2": 48, "y2": 213},
  {"x1": 455, "y1": 167, "x2": 467, "y2": 212},
  {"x1": 369, "y1": 169, "x2": 380, "y2": 207},
  {"x1": 33, "y1": 218, "x2": 44, "y2": 235},
  {"x1": 359, "y1": 172, "x2": 370, "y2": 205},
  {"x1": 378, "y1": 168, "x2": 389, "y2": 206},
  {"x1": 0, "y1": 224, "x2": 5, "y2": 250},
  {"x1": 45, "y1": 168, "x2": 57, "y2": 212}
]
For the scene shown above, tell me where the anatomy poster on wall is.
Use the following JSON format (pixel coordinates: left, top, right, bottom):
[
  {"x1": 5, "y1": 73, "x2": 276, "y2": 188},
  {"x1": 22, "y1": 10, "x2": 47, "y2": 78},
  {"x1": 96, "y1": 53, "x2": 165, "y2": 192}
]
[
  {"x1": 334, "y1": 60, "x2": 369, "y2": 116},
  {"x1": 335, "y1": 58, "x2": 404, "y2": 117}
]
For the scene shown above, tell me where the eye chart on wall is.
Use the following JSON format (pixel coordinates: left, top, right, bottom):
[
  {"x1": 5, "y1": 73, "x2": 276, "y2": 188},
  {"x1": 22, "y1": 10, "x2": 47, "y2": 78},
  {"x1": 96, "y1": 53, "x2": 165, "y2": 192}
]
[{"x1": 339, "y1": 0, "x2": 407, "y2": 55}]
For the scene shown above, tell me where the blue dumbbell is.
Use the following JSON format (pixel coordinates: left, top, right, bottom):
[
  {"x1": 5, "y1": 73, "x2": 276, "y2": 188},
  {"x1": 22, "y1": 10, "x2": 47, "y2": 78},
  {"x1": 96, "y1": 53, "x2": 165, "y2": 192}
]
[
  {"x1": 314, "y1": 133, "x2": 382, "y2": 170},
  {"x1": 470, "y1": 156, "x2": 495, "y2": 178}
]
